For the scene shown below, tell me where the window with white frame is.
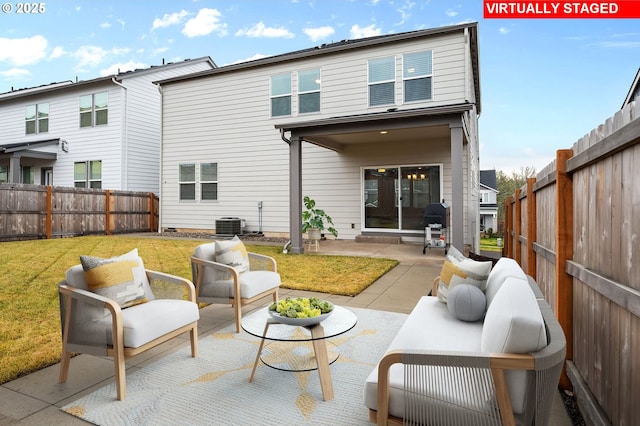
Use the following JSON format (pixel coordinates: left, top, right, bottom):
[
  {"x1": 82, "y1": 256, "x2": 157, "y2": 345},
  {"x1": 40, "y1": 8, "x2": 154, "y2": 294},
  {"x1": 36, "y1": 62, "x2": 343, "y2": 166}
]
[
  {"x1": 270, "y1": 73, "x2": 292, "y2": 117},
  {"x1": 74, "y1": 160, "x2": 102, "y2": 188},
  {"x1": 200, "y1": 163, "x2": 218, "y2": 201},
  {"x1": 298, "y1": 69, "x2": 321, "y2": 114},
  {"x1": 25, "y1": 102, "x2": 49, "y2": 135},
  {"x1": 179, "y1": 163, "x2": 196, "y2": 201},
  {"x1": 403, "y1": 51, "x2": 432, "y2": 102},
  {"x1": 80, "y1": 92, "x2": 108, "y2": 128},
  {"x1": 368, "y1": 57, "x2": 395, "y2": 107}
]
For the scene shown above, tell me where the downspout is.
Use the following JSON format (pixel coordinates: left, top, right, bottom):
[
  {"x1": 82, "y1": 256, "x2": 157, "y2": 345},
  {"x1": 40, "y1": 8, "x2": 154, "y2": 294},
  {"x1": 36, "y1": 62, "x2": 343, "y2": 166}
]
[
  {"x1": 157, "y1": 83, "x2": 163, "y2": 234},
  {"x1": 280, "y1": 128, "x2": 291, "y2": 145},
  {"x1": 111, "y1": 77, "x2": 128, "y2": 189}
]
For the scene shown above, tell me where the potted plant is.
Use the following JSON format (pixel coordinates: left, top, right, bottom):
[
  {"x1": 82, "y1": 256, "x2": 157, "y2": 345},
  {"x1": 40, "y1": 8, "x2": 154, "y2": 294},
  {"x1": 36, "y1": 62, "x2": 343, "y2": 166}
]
[{"x1": 301, "y1": 195, "x2": 338, "y2": 240}]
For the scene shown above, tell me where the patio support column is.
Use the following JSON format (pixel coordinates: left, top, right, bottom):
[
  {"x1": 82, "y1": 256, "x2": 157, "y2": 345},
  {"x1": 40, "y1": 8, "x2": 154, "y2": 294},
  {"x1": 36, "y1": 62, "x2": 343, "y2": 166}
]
[
  {"x1": 9, "y1": 155, "x2": 21, "y2": 183},
  {"x1": 450, "y1": 123, "x2": 464, "y2": 251},
  {"x1": 289, "y1": 135, "x2": 304, "y2": 254}
]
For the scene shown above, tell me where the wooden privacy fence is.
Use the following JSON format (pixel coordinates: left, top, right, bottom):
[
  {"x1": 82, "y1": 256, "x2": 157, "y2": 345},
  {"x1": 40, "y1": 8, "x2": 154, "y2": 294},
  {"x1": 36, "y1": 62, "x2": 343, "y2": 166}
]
[
  {"x1": 0, "y1": 184, "x2": 159, "y2": 241},
  {"x1": 503, "y1": 101, "x2": 639, "y2": 426}
]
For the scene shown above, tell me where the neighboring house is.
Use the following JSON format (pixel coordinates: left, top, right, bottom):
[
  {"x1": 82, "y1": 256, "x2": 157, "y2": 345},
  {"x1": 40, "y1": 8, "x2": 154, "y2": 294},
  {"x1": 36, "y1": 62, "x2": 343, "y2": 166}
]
[
  {"x1": 479, "y1": 169, "x2": 498, "y2": 233},
  {"x1": 0, "y1": 57, "x2": 215, "y2": 193},
  {"x1": 622, "y1": 67, "x2": 640, "y2": 107},
  {"x1": 157, "y1": 22, "x2": 481, "y2": 253}
]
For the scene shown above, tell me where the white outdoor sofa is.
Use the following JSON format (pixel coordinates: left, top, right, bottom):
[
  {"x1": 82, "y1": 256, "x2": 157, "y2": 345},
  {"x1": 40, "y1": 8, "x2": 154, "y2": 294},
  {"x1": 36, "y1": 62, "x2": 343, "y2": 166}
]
[{"x1": 364, "y1": 257, "x2": 566, "y2": 426}]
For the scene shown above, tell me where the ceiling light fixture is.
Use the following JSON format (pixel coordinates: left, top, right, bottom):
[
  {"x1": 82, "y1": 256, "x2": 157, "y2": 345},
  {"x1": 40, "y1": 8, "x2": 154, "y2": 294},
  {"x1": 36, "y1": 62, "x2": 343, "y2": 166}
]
[{"x1": 380, "y1": 131, "x2": 388, "y2": 134}]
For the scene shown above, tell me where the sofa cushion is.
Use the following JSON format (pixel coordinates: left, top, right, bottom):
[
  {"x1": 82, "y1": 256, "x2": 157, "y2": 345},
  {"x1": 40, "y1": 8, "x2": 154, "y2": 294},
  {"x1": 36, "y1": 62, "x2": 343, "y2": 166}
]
[
  {"x1": 481, "y1": 277, "x2": 547, "y2": 414},
  {"x1": 447, "y1": 284, "x2": 486, "y2": 322},
  {"x1": 79, "y1": 249, "x2": 153, "y2": 308},
  {"x1": 437, "y1": 258, "x2": 492, "y2": 303},
  {"x1": 484, "y1": 257, "x2": 528, "y2": 307},
  {"x1": 215, "y1": 236, "x2": 250, "y2": 273}
]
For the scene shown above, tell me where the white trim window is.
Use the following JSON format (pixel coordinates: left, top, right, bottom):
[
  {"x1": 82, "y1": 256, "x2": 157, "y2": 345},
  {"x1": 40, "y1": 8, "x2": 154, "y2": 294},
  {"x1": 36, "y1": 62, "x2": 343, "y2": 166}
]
[
  {"x1": 200, "y1": 163, "x2": 218, "y2": 201},
  {"x1": 270, "y1": 73, "x2": 292, "y2": 117},
  {"x1": 368, "y1": 57, "x2": 395, "y2": 107},
  {"x1": 403, "y1": 51, "x2": 433, "y2": 102},
  {"x1": 298, "y1": 69, "x2": 321, "y2": 114},
  {"x1": 74, "y1": 160, "x2": 102, "y2": 188},
  {"x1": 80, "y1": 92, "x2": 108, "y2": 128},
  {"x1": 179, "y1": 163, "x2": 196, "y2": 201},
  {"x1": 25, "y1": 102, "x2": 49, "y2": 135}
]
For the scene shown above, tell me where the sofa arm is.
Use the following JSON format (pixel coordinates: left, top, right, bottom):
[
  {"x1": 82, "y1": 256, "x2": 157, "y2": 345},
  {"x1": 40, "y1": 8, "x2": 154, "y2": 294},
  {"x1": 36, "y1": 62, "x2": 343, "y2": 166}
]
[{"x1": 375, "y1": 349, "x2": 535, "y2": 426}]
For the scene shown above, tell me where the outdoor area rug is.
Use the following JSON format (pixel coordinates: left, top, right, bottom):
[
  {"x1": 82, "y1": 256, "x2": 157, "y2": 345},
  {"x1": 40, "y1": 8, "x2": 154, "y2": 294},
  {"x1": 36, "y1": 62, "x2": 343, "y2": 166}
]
[{"x1": 61, "y1": 307, "x2": 408, "y2": 425}]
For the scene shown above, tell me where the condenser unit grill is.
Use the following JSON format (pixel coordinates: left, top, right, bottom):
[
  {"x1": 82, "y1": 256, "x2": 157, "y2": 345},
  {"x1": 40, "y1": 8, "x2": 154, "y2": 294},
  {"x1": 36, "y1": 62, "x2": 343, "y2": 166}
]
[{"x1": 215, "y1": 217, "x2": 242, "y2": 236}]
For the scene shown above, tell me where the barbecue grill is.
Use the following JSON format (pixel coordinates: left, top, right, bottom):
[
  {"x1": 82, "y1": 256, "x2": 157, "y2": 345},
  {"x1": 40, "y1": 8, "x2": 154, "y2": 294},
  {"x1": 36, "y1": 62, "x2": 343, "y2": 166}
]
[{"x1": 422, "y1": 202, "x2": 450, "y2": 254}]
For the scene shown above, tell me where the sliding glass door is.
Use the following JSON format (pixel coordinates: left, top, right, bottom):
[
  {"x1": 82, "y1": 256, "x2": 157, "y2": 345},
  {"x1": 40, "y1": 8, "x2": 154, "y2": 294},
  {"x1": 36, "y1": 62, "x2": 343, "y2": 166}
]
[{"x1": 363, "y1": 165, "x2": 441, "y2": 231}]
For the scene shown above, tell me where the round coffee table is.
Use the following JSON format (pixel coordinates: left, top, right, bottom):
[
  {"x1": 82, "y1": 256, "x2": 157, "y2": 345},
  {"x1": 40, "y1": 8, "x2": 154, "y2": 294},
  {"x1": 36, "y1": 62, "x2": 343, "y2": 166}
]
[{"x1": 241, "y1": 305, "x2": 357, "y2": 401}]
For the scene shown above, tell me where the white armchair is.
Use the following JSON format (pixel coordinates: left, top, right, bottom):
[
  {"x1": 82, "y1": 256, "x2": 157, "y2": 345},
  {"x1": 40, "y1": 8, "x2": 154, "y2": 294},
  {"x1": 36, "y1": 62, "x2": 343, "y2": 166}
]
[
  {"x1": 190, "y1": 240, "x2": 280, "y2": 333},
  {"x1": 58, "y1": 249, "x2": 199, "y2": 401}
]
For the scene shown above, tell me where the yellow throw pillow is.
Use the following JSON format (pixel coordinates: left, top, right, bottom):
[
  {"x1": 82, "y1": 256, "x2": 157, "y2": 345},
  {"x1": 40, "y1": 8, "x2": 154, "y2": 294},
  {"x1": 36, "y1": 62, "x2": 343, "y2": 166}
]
[
  {"x1": 80, "y1": 255, "x2": 149, "y2": 308},
  {"x1": 214, "y1": 236, "x2": 250, "y2": 273},
  {"x1": 437, "y1": 258, "x2": 492, "y2": 303}
]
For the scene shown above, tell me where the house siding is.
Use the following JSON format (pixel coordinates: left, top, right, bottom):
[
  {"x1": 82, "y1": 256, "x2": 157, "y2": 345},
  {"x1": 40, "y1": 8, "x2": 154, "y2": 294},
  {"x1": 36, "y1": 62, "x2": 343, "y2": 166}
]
[{"x1": 160, "y1": 26, "x2": 479, "y2": 247}]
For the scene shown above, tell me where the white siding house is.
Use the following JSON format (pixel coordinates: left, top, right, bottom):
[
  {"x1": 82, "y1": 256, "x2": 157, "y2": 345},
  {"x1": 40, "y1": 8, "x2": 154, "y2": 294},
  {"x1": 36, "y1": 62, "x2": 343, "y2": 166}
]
[
  {"x1": 0, "y1": 57, "x2": 215, "y2": 193},
  {"x1": 479, "y1": 169, "x2": 499, "y2": 234},
  {"x1": 158, "y1": 23, "x2": 481, "y2": 253}
]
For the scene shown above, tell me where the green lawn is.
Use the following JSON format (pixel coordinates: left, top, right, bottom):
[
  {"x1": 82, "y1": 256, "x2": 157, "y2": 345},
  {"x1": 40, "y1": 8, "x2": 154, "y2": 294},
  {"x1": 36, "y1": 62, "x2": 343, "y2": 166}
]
[
  {"x1": 0, "y1": 235, "x2": 397, "y2": 384},
  {"x1": 479, "y1": 236, "x2": 504, "y2": 252}
]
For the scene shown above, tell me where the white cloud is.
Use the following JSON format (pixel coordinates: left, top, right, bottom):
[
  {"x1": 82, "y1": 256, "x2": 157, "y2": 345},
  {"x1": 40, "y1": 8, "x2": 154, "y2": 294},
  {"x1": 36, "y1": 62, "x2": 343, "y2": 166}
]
[
  {"x1": 100, "y1": 61, "x2": 148, "y2": 76},
  {"x1": 100, "y1": 21, "x2": 111, "y2": 29},
  {"x1": 396, "y1": 0, "x2": 415, "y2": 25},
  {"x1": 152, "y1": 10, "x2": 189, "y2": 30},
  {"x1": 235, "y1": 22, "x2": 294, "y2": 38},
  {"x1": 74, "y1": 45, "x2": 108, "y2": 68},
  {"x1": 499, "y1": 27, "x2": 510, "y2": 35},
  {"x1": 182, "y1": 8, "x2": 227, "y2": 37},
  {"x1": 0, "y1": 35, "x2": 48, "y2": 66},
  {"x1": 226, "y1": 53, "x2": 271, "y2": 65},
  {"x1": 350, "y1": 24, "x2": 382, "y2": 39},
  {"x1": 117, "y1": 19, "x2": 125, "y2": 30},
  {"x1": 0, "y1": 68, "x2": 31, "y2": 79},
  {"x1": 303, "y1": 26, "x2": 335, "y2": 42},
  {"x1": 446, "y1": 9, "x2": 458, "y2": 17},
  {"x1": 49, "y1": 46, "x2": 66, "y2": 60}
]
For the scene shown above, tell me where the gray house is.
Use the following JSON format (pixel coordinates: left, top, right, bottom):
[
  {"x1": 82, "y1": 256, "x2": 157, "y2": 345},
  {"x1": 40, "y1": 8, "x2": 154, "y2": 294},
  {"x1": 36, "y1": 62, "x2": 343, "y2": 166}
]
[
  {"x1": 157, "y1": 23, "x2": 481, "y2": 253},
  {"x1": 0, "y1": 57, "x2": 215, "y2": 192},
  {"x1": 479, "y1": 169, "x2": 498, "y2": 233}
]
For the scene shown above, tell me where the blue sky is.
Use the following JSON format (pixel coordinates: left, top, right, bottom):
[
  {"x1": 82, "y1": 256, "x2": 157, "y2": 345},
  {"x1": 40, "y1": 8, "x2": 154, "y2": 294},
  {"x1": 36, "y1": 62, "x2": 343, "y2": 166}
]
[{"x1": 0, "y1": 0, "x2": 638, "y2": 174}]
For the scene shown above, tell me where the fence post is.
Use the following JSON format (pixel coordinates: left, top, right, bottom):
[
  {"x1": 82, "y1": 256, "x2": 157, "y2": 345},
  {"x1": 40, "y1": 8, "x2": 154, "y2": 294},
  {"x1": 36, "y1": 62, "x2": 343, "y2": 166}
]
[
  {"x1": 514, "y1": 188, "x2": 522, "y2": 264},
  {"x1": 555, "y1": 149, "x2": 574, "y2": 390},
  {"x1": 46, "y1": 186, "x2": 52, "y2": 239},
  {"x1": 105, "y1": 190, "x2": 111, "y2": 236},
  {"x1": 526, "y1": 178, "x2": 537, "y2": 279},
  {"x1": 504, "y1": 195, "x2": 513, "y2": 258},
  {"x1": 148, "y1": 192, "x2": 155, "y2": 232}
]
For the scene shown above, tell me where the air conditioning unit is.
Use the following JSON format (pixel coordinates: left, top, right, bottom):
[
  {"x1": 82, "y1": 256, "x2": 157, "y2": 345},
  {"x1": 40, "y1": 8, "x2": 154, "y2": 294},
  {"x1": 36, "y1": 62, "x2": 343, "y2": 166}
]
[{"x1": 215, "y1": 217, "x2": 242, "y2": 236}]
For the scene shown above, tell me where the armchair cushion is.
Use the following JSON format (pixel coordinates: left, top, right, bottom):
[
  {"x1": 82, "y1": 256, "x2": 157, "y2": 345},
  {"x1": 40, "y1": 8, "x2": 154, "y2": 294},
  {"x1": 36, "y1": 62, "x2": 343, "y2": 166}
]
[
  {"x1": 199, "y1": 270, "x2": 281, "y2": 299},
  {"x1": 484, "y1": 257, "x2": 528, "y2": 307},
  {"x1": 100, "y1": 299, "x2": 199, "y2": 348},
  {"x1": 214, "y1": 236, "x2": 249, "y2": 273},
  {"x1": 80, "y1": 251, "x2": 151, "y2": 308}
]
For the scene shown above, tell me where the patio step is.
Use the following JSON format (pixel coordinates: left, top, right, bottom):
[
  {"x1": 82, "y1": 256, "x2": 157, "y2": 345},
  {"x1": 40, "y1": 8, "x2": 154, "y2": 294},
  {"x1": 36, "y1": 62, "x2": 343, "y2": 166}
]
[{"x1": 355, "y1": 235, "x2": 402, "y2": 244}]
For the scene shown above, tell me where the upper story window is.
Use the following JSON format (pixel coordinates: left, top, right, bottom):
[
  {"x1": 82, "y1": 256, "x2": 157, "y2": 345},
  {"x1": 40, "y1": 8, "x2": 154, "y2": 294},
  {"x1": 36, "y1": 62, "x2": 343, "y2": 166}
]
[
  {"x1": 25, "y1": 102, "x2": 49, "y2": 134},
  {"x1": 298, "y1": 69, "x2": 321, "y2": 114},
  {"x1": 200, "y1": 162, "x2": 218, "y2": 201},
  {"x1": 271, "y1": 73, "x2": 291, "y2": 117},
  {"x1": 403, "y1": 51, "x2": 433, "y2": 102},
  {"x1": 368, "y1": 57, "x2": 395, "y2": 107},
  {"x1": 80, "y1": 92, "x2": 108, "y2": 128},
  {"x1": 74, "y1": 160, "x2": 102, "y2": 189}
]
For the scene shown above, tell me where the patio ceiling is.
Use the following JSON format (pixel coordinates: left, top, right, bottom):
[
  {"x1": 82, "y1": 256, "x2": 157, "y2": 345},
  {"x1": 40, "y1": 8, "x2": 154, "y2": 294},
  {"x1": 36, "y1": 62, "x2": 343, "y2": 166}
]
[{"x1": 276, "y1": 103, "x2": 472, "y2": 151}]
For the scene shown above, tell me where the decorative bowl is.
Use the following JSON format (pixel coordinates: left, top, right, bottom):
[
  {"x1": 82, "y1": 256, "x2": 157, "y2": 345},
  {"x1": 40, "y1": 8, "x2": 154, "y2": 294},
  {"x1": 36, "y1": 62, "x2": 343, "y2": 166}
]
[{"x1": 268, "y1": 309, "x2": 333, "y2": 326}]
